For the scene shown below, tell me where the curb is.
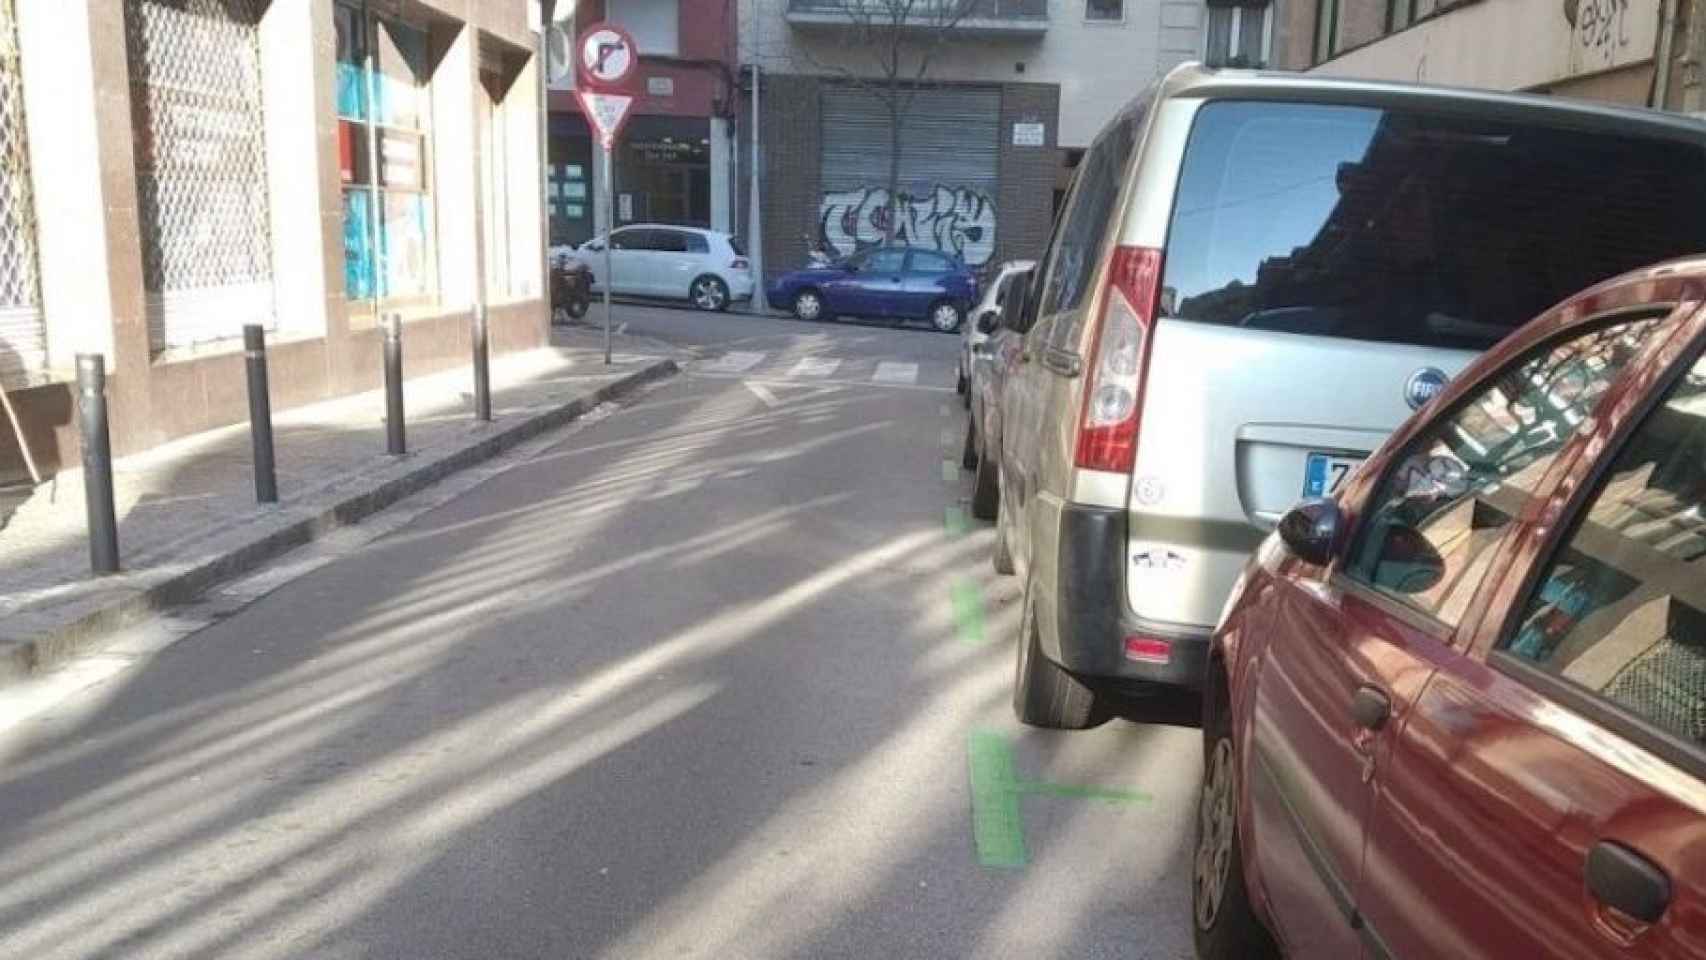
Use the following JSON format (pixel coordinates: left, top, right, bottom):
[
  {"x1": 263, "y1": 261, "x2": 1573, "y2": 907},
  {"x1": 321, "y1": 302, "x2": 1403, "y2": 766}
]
[{"x1": 0, "y1": 358, "x2": 679, "y2": 686}]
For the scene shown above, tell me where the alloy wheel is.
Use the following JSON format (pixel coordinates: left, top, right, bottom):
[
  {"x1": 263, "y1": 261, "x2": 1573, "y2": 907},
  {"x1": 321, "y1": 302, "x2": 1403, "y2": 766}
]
[
  {"x1": 932, "y1": 303, "x2": 961, "y2": 332},
  {"x1": 795, "y1": 292, "x2": 822, "y2": 321},
  {"x1": 1194, "y1": 737, "x2": 1237, "y2": 931},
  {"x1": 693, "y1": 278, "x2": 727, "y2": 311}
]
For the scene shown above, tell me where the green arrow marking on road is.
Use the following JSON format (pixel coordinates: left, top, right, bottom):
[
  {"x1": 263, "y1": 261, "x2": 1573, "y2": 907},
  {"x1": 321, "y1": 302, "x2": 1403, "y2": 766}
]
[
  {"x1": 950, "y1": 577, "x2": 985, "y2": 647},
  {"x1": 967, "y1": 729, "x2": 1153, "y2": 870}
]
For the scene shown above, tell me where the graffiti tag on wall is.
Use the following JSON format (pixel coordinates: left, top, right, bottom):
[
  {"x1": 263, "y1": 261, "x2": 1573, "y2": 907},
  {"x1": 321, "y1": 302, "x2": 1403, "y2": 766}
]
[
  {"x1": 819, "y1": 185, "x2": 997, "y2": 267},
  {"x1": 1570, "y1": 0, "x2": 1631, "y2": 64}
]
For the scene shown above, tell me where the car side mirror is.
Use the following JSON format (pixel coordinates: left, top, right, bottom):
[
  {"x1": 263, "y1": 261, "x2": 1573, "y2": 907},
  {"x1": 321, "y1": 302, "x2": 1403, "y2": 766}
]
[
  {"x1": 1277, "y1": 498, "x2": 1342, "y2": 566},
  {"x1": 977, "y1": 309, "x2": 1000, "y2": 334},
  {"x1": 1374, "y1": 524, "x2": 1446, "y2": 595},
  {"x1": 586, "y1": 242, "x2": 604, "y2": 253}
]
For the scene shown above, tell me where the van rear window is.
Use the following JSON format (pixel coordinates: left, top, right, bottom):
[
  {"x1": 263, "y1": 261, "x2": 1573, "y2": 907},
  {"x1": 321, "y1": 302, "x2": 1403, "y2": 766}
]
[{"x1": 1162, "y1": 101, "x2": 1706, "y2": 351}]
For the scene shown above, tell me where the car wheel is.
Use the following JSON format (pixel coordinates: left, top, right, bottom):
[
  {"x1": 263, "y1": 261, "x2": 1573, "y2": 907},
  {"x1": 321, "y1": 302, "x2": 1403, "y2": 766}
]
[
  {"x1": 957, "y1": 367, "x2": 968, "y2": 395},
  {"x1": 930, "y1": 300, "x2": 964, "y2": 334},
  {"x1": 992, "y1": 484, "x2": 1015, "y2": 576},
  {"x1": 971, "y1": 443, "x2": 999, "y2": 520},
  {"x1": 691, "y1": 275, "x2": 730, "y2": 312},
  {"x1": 1194, "y1": 665, "x2": 1280, "y2": 960},
  {"x1": 793, "y1": 289, "x2": 825, "y2": 322},
  {"x1": 1012, "y1": 575, "x2": 1105, "y2": 729},
  {"x1": 962, "y1": 420, "x2": 979, "y2": 470}
]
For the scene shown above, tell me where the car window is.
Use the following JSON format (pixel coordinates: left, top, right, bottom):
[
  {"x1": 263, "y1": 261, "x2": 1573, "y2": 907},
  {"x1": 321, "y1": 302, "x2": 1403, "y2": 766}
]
[
  {"x1": 909, "y1": 250, "x2": 953, "y2": 274},
  {"x1": 652, "y1": 230, "x2": 689, "y2": 253},
  {"x1": 865, "y1": 249, "x2": 907, "y2": 274},
  {"x1": 1039, "y1": 102, "x2": 1141, "y2": 350},
  {"x1": 729, "y1": 236, "x2": 747, "y2": 257},
  {"x1": 1346, "y1": 315, "x2": 1665, "y2": 626},
  {"x1": 1503, "y1": 347, "x2": 1706, "y2": 743},
  {"x1": 1164, "y1": 101, "x2": 1706, "y2": 350},
  {"x1": 609, "y1": 229, "x2": 643, "y2": 251},
  {"x1": 684, "y1": 233, "x2": 709, "y2": 254}
]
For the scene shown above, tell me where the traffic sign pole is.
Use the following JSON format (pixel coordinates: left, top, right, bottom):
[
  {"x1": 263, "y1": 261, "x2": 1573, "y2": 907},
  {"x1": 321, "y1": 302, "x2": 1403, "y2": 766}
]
[
  {"x1": 603, "y1": 142, "x2": 613, "y2": 365},
  {"x1": 575, "y1": 22, "x2": 638, "y2": 368}
]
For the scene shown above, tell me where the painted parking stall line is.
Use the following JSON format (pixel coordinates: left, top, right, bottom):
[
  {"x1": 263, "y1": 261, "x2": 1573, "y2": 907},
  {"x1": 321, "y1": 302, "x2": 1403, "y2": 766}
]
[
  {"x1": 873, "y1": 361, "x2": 919, "y2": 385},
  {"x1": 699, "y1": 351, "x2": 765, "y2": 373},
  {"x1": 787, "y1": 357, "x2": 841, "y2": 378},
  {"x1": 967, "y1": 729, "x2": 1152, "y2": 870}
]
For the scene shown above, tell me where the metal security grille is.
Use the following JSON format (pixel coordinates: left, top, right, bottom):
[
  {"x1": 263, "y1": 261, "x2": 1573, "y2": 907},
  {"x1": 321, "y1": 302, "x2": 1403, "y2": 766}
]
[
  {"x1": 0, "y1": 0, "x2": 45, "y2": 384},
  {"x1": 125, "y1": 0, "x2": 275, "y2": 350},
  {"x1": 1606, "y1": 636, "x2": 1706, "y2": 743},
  {"x1": 819, "y1": 86, "x2": 1000, "y2": 267}
]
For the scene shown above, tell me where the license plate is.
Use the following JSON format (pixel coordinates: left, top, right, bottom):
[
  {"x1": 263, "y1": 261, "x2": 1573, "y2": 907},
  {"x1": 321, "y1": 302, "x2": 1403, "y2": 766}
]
[{"x1": 1303, "y1": 453, "x2": 1361, "y2": 498}]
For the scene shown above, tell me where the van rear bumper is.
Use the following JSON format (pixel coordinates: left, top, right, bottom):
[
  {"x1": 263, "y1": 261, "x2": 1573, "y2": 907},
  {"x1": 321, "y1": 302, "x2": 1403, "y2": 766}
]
[{"x1": 1050, "y1": 503, "x2": 1211, "y2": 690}]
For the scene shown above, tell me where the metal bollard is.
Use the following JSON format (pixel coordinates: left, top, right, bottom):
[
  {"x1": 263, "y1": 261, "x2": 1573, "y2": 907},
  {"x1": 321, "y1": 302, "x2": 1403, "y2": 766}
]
[
  {"x1": 383, "y1": 313, "x2": 405, "y2": 455},
  {"x1": 243, "y1": 325, "x2": 278, "y2": 503},
  {"x1": 75, "y1": 354, "x2": 119, "y2": 574},
  {"x1": 472, "y1": 304, "x2": 491, "y2": 422}
]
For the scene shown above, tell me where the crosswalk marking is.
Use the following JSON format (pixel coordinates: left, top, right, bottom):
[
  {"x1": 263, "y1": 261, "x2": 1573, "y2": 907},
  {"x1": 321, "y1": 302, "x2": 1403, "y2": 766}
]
[
  {"x1": 873, "y1": 362, "x2": 919, "y2": 385},
  {"x1": 787, "y1": 357, "x2": 841, "y2": 378},
  {"x1": 700, "y1": 350, "x2": 765, "y2": 373}
]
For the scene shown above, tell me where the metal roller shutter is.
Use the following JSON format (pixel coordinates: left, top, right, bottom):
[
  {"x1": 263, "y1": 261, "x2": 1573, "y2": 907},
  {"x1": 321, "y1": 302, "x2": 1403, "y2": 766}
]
[
  {"x1": 0, "y1": 0, "x2": 45, "y2": 384},
  {"x1": 819, "y1": 85, "x2": 1001, "y2": 268}
]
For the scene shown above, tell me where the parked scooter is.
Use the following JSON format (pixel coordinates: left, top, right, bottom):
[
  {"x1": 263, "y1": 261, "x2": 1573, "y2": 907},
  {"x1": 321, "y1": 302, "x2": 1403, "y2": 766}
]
[
  {"x1": 550, "y1": 250, "x2": 592, "y2": 324},
  {"x1": 802, "y1": 234, "x2": 835, "y2": 268}
]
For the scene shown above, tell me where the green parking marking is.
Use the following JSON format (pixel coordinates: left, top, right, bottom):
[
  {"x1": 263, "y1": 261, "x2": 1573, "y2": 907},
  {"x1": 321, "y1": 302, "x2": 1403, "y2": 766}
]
[
  {"x1": 950, "y1": 577, "x2": 986, "y2": 647},
  {"x1": 942, "y1": 459, "x2": 958, "y2": 484},
  {"x1": 944, "y1": 505, "x2": 969, "y2": 537},
  {"x1": 967, "y1": 729, "x2": 1153, "y2": 870}
]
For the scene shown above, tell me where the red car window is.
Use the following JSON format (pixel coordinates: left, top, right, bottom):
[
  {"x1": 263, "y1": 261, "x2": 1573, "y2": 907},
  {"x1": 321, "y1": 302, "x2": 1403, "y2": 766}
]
[
  {"x1": 1504, "y1": 351, "x2": 1706, "y2": 745},
  {"x1": 1345, "y1": 315, "x2": 1665, "y2": 626}
]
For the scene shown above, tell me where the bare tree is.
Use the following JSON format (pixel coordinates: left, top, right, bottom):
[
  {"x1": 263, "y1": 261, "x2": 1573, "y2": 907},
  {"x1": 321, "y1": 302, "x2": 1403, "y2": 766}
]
[{"x1": 796, "y1": 0, "x2": 980, "y2": 243}]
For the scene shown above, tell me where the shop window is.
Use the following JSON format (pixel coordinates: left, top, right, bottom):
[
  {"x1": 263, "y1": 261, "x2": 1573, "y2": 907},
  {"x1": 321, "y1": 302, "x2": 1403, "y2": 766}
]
[
  {"x1": 0, "y1": 0, "x2": 44, "y2": 384},
  {"x1": 126, "y1": 0, "x2": 274, "y2": 350},
  {"x1": 1206, "y1": 3, "x2": 1269, "y2": 67},
  {"x1": 1086, "y1": 0, "x2": 1124, "y2": 21},
  {"x1": 336, "y1": 2, "x2": 435, "y2": 306}
]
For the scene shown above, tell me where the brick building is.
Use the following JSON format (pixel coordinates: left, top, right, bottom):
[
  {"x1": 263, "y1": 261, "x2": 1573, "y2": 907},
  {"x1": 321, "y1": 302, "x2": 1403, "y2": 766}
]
[{"x1": 0, "y1": 0, "x2": 546, "y2": 485}]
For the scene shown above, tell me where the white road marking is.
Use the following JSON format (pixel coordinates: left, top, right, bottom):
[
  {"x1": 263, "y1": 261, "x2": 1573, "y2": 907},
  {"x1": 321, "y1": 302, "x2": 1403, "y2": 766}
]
[
  {"x1": 743, "y1": 381, "x2": 781, "y2": 408},
  {"x1": 701, "y1": 351, "x2": 765, "y2": 373},
  {"x1": 873, "y1": 362, "x2": 919, "y2": 385},
  {"x1": 615, "y1": 322, "x2": 629, "y2": 335},
  {"x1": 787, "y1": 357, "x2": 841, "y2": 378}
]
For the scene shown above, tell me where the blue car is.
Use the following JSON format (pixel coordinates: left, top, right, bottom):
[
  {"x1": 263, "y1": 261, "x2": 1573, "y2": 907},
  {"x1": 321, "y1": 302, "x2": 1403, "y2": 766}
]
[{"x1": 768, "y1": 246, "x2": 980, "y2": 333}]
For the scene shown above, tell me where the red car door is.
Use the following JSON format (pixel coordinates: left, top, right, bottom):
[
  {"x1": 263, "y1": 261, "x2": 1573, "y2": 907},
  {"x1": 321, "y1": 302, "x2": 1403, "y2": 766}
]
[
  {"x1": 1250, "y1": 310, "x2": 1672, "y2": 956},
  {"x1": 1356, "y1": 308, "x2": 1706, "y2": 959}
]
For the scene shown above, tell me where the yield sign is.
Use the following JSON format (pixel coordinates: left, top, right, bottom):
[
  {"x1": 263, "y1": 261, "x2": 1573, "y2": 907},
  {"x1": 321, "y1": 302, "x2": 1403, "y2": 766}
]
[{"x1": 576, "y1": 89, "x2": 634, "y2": 151}]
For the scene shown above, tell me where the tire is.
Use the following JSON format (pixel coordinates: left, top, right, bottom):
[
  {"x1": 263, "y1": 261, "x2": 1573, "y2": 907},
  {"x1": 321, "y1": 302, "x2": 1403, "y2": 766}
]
[
  {"x1": 970, "y1": 442, "x2": 999, "y2": 520},
  {"x1": 566, "y1": 290, "x2": 590, "y2": 319},
  {"x1": 691, "y1": 275, "x2": 730, "y2": 312},
  {"x1": 929, "y1": 300, "x2": 964, "y2": 334},
  {"x1": 793, "y1": 289, "x2": 826, "y2": 322},
  {"x1": 992, "y1": 491, "x2": 1016, "y2": 576},
  {"x1": 962, "y1": 420, "x2": 979, "y2": 470},
  {"x1": 1193, "y1": 666, "x2": 1280, "y2": 960},
  {"x1": 957, "y1": 367, "x2": 968, "y2": 395},
  {"x1": 1012, "y1": 576, "x2": 1105, "y2": 729}
]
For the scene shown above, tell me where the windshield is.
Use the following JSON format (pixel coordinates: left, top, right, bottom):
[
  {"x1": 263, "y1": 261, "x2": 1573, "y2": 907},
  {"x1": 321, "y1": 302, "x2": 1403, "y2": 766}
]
[{"x1": 1163, "y1": 101, "x2": 1706, "y2": 350}]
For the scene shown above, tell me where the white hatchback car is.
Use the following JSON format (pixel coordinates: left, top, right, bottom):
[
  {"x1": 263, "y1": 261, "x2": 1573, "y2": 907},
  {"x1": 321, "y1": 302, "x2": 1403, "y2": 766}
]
[{"x1": 579, "y1": 225, "x2": 753, "y2": 311}]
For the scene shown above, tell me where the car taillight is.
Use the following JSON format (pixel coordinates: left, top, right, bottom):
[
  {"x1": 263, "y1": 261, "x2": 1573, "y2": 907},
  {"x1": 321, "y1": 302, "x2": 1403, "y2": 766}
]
[
  {"x1": 1123, "y1": 635, "x2": 1171, "y2": 664},
  {"x1": 731, "y1": 258, "x2": 750, "y2": 271},
  {"x1": 1074, "y1": 245, "x2": 1163, "y2": 474}
]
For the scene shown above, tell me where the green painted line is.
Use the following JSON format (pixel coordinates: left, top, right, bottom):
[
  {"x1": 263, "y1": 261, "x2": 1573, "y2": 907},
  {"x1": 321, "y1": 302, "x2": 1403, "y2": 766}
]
[
  {"x1": 967, "y1": 729, "x2": 1155, "y2": 871},
  {"x1": 950, "y1": 577, "x2": 986, "y2": 647},
  {"x1": 941, "y1": 459, "x2": 957, "y2": 483},
  {"x1": 1018, "y1": 780, "x2": 1152, "y2": 806},
  {"x1": 944, "y1": 505, "x2": 968, "y2": 537},
  {"x1": 968, "y1": 729, "x2": 1028, "y2": 869}
]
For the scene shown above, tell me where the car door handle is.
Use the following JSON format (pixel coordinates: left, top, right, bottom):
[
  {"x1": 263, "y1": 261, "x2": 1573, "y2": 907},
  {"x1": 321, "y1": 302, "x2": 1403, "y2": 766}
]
[
  {"x1": 1587, "y1": 841, "x2": 1671, "y2": 924},
  {"x1": 1350, "y1": 685, "x2": 1391, "y2": 731}
]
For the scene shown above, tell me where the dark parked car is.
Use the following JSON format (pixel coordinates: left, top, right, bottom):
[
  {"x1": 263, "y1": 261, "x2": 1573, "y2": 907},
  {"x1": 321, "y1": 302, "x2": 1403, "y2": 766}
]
[
  {"x1": 961, "y1": 264, "x2": 1034, "y2": 526},
  {"x1": 768, "y1": 246, "x2": 978, "y2": 333},
  {"x1": 1196, "y1": 258, "x2": 1706, "y2": 960}
]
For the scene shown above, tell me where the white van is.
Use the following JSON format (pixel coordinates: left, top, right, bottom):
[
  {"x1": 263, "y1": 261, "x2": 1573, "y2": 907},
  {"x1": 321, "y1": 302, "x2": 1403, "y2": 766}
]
[{"x1": 998, "y1": 64, "x2": 1706, "y2": 727}]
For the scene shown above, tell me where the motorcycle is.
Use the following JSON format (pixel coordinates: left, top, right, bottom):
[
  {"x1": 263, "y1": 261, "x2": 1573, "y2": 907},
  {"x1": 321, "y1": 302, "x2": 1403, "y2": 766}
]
[
  {"x1": 802, "y1": 233, "x2": 835, "y2": 268},
  {"x1": 550, "y1": 250, "x2": 592, "y2": 324}
]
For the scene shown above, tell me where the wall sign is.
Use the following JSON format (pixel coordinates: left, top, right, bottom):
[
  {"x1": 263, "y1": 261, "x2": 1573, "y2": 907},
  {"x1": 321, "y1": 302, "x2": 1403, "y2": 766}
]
[
  {"x1": 1012, "y1": 122, "x2": 1045, "y2": 147},
  {"x1": 647, "y1": 76, "x2": 675, "y2": 96}
]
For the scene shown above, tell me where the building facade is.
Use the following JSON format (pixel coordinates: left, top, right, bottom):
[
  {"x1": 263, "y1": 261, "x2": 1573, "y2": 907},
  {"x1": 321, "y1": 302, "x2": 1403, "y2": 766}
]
[
  {"x1": 1277, "y1": 0, "x2": 1691, "y2": 112},
  {"x1": 738, "y1": 0, "x2": 1206, "y2": 286},
  {"x1": 544, "y1": 0, "x2": 740, "y2": 251},
  {"x1": 0, "y1": 0, "x2": 546, "y2": 485}
]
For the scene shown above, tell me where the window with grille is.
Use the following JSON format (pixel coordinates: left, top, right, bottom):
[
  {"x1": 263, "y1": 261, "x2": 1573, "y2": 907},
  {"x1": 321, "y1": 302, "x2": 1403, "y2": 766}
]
[
  {"x1": 336, "y1": 2, "x2": 436, "y2": 306},
  {"x1": 0, "y1": 0, "x2": 44, "y2": 384},
  {"x1": 1205, "y1": 3, "x2": 1269, "y2": 68},
  {"x1": 125, "y1": 0, "x2": 275, "y2": 350}
]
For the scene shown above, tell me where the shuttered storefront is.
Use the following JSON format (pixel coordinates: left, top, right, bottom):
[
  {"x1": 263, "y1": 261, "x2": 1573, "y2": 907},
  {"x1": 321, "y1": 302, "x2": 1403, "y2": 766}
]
[
  {"x1": 0, "y1": 0, "x2": 45, "y2": 385},
  {"x1": 126, "y1": 0, "x2": 275, "y2": 351},
  {"x1": 819, "y1": 85, "x2": 1001, "y2": 268}
]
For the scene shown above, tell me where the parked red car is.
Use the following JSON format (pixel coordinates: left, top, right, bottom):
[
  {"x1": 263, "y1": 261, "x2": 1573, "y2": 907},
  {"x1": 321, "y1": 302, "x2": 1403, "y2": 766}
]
[{"x1": 1196, "y1": 258, "x2": 1706, "y2": 959}]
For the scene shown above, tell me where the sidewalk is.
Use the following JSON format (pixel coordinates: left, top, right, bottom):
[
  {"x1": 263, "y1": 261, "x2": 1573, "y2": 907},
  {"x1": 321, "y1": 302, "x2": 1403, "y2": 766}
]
[{"x1": 0, "y1": 326, "x2": 678, "y2": 685}]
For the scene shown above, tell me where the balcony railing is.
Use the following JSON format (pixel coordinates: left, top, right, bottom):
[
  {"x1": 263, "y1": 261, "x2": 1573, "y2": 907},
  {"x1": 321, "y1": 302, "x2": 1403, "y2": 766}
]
[{"x1": 784, "y1": 0, "x2": 1049, "y2": 36}]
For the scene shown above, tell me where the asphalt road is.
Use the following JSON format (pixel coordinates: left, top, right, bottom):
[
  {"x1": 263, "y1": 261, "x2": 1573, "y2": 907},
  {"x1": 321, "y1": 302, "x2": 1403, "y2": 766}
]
[{"x1": 0, "y1": 304, "x2": 1201, "y2": 960}]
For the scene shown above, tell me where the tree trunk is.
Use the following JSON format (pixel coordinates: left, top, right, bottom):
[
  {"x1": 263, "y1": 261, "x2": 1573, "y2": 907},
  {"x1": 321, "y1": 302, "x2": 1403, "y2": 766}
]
[{"x1": 885, "y1": 97, "x2": 902, "y2": 245}]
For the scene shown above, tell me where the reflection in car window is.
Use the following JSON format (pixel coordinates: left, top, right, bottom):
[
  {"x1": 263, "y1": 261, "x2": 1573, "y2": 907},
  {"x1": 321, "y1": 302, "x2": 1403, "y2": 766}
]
[
  {"x1": 910, "y1": 250, "x2": 953, "y2": 274},
  {"x1": 610, "y1": 229, "x2": 641, "y2": 251},
  {"x1": 684, "y1": 233, "x2": 709, "y2": 254},
  {"x1": 1040, "y1": 97, "x2": 1143, "y2": 349},
  {"x1": 1347, "y1": 316, "x2": 1664, "y2": 626},
  {"x1": 1163, "y1": 101, "x2": 1706, "y2": 350},
  {"x1": 865, "y1": 249, "x2": 907, "y2": 274},
  {"x1": 1507, "y1": 351, "x2": 1706, "y2": 743}
]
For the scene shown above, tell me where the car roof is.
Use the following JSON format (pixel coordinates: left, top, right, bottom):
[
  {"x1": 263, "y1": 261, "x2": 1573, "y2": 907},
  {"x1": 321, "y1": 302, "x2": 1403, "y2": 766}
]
[
  {"x1": 1153, "y1": 62, "x2": 1706, "y2": 144},
  {"x1": 616, "y1": 224, "x2": 723, "y2": 237}
]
